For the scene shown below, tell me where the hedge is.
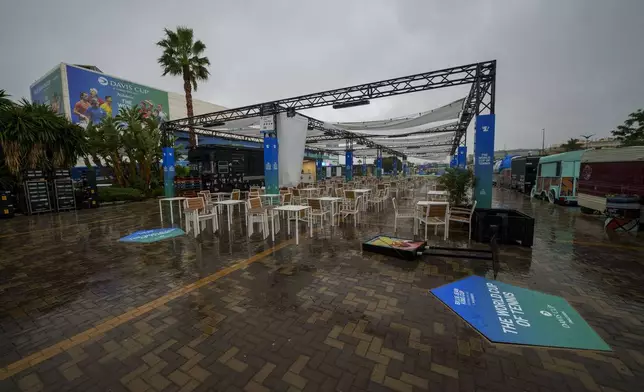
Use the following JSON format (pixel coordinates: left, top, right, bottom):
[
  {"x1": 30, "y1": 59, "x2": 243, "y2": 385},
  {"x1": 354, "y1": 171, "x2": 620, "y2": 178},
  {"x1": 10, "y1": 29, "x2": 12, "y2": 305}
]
[{"x1": 98, "y1": 187, "x2": 145, "y2": 203}]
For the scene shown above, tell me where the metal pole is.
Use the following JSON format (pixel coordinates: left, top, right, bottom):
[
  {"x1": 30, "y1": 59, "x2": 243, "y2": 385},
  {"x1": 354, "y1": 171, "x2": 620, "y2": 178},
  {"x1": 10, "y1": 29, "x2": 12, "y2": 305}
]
[{"x1": 541, "y1": 128, "x2": 545, "y2": 155}]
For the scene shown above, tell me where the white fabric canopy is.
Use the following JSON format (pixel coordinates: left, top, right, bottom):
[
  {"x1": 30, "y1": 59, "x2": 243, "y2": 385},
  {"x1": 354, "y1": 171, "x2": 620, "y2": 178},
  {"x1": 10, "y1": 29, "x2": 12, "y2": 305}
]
[
  {"x1": 331, "y1": 98, "x2": 464, "y2": 131},
  {"x1": 277, "y1": 113, "x2": 309, "y2": 187}
]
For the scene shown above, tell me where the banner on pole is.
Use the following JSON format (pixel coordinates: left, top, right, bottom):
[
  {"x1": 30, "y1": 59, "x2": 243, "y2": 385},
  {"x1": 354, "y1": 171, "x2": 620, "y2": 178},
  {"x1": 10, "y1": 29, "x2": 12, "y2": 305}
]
[{"x1": 474, "y1": 114, "x2": 495, "y2": 208}]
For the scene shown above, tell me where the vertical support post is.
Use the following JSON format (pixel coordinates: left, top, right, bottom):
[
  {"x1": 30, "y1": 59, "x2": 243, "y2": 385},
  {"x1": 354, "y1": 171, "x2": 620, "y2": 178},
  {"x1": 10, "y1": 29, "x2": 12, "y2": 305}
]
[
  {"x1": 376, "y1": 150, "x2": 383, "y2": 178},
  {"x1": 457, "y1": 146, "x2": 467, "y2": 169},
  {"x1": 474, "y1": 114, "x2": 495, "y2": 208},
  {"x1": 393, "y1": 157, "x2": 398, "y2": 176},
  {"x1": 162, "y1": 147, "x2": 175, "y2": 197},
  {"x1": 402, "y1": 157, "x2": 408, "y2": 177},
  {"x1": 362, "y1": 157, "x2": 367, "y2": 177},
  {"x1": 345, "y1": 149, "x2": 353, "y2": 181}
]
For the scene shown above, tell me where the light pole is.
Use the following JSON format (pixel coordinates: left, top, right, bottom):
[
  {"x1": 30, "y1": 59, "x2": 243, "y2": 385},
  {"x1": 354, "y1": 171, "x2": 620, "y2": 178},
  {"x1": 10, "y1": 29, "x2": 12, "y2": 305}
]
[
  {"x1": 541, "y1": 128, "x2": 545, "y2": 155},
  {"x1": 580, "y1": 134, "x2": 595, "y2": 149}
]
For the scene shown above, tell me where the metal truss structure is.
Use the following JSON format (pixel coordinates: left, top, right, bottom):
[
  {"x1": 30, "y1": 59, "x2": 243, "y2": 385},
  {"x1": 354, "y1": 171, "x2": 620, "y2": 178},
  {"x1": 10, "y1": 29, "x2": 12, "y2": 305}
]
[{"x1": 162, "y1": 60, "x2": 496, "y2": 158}]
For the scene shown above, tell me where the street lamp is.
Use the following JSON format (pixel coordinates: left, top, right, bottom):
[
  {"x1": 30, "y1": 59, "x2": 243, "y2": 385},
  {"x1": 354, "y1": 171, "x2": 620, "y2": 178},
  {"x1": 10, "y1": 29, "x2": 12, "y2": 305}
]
[{"x1": 580, "y1": 134, "x2": 595, "y2": 149}]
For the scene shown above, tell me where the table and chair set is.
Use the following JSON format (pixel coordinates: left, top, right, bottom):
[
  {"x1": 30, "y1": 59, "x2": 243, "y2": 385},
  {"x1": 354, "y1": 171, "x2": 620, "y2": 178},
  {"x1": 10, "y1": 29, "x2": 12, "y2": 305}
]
[{"x1": 158, "y1": 177, "x2": 470, "y2": 244}]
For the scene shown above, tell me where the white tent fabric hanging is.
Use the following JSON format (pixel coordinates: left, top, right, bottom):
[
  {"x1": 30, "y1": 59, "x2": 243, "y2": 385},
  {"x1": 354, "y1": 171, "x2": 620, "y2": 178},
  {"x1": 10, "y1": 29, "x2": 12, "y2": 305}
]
[
  {"x1": 277, "y1": 113, "x2": 309, "y2": 187},
  {"x1": 330, "y1": 98, "x2": 464, "y2": 131}
]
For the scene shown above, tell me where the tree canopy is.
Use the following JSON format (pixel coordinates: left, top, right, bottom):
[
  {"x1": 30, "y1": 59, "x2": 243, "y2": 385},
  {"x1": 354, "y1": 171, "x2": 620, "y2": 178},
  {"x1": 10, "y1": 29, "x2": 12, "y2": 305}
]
[
  {"x1": 561, "y1": 138, "x2": 583, "y2": 152},
  {"x1": 157, "y1": 26, "x2": 210, "y2": 148},
  {"x1": 612, "y1": 109, "x2": 644, "y2": 146}
]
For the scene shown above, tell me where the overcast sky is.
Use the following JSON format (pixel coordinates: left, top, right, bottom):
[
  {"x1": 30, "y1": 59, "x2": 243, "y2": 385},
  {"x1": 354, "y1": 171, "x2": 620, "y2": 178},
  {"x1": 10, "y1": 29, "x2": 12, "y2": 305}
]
[{"x1": 1, "y1": 0, "x2": 643, "y2": 153}]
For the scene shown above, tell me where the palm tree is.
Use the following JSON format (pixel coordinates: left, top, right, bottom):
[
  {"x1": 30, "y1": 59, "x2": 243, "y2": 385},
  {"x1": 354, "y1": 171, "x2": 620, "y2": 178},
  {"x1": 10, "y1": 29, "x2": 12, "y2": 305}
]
[
  {"x1": 0, "y1": 99, "x2": 86, "y2": 177},
  {"x1": 561, "y1": 138, "x2": 583, "y2": 152},
  {"x1": 0, "y1": 90, "x2": 12, "y2": 110},
  {"x1": 157, "y1": 27, "x2": 210, "y2": 149}
]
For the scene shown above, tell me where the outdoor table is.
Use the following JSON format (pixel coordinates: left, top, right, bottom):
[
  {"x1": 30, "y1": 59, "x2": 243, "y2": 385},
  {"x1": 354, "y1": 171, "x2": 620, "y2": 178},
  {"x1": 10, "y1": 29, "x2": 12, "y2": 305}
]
[
  {"x1": 159, "y1": 197, "x2": 186, "y2": 227},
  {"x1": 259, "y1": 193, "x2": 281, "y2": 206},
  {"x1": 211, "y1": 192, "x2": 231, "y2": 212},
  {"x1": 427, "y1": 190, "x2": 448, "y2": 200},
  {"x1": 415, "y1": 201, "x2": 449, "y2": 235},
  {"x1": 310, "y1": 196, "x2": 343, "y2": 226},
  {"x1": 214, "y1": 200, "x2": 247, "y2": 232},
  {"x1": 352, "y1": 189, "x2": 371, "y2": 211},
  {"x1": 272, "y1": 205, "x2": 312, "y2": 244},
  {"x1": 301, "y1": 188, "x2": 319, "y2": 198}
]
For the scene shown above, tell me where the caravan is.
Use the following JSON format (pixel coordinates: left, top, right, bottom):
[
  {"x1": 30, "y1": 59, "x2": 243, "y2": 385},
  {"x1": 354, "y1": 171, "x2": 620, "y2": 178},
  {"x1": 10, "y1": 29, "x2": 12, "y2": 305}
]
[{"x1": 531, "y1": 150, "x2": 585, "y2": 204}]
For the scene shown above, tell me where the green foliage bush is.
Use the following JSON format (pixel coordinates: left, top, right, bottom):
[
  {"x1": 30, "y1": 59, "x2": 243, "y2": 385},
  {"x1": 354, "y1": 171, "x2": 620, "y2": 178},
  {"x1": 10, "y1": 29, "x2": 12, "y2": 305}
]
[
  {"x1": 98, "y1": 187, "x2": 144, "y2": 203},
  {"x1": 437, "y1": 168, "x2": 474, "y2": 206}
]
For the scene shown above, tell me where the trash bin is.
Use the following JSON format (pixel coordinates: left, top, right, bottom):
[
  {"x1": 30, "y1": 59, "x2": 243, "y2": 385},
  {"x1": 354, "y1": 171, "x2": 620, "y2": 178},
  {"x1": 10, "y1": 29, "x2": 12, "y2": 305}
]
[
  {"x1": 604, "y1": 195, "x2": 641, "y2": 232},
  {"x1": 473, "y1": 208, "x2": 535, "y2": 247}
]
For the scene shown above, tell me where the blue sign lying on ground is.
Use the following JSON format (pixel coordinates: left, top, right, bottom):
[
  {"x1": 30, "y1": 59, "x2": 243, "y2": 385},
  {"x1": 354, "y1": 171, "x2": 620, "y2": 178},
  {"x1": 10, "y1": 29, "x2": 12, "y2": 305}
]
[
  {"x1": 119, "y1": 228, "x2": 185, "y2": 243},
  {"x1": 431, "y1": 276, "x2": 611, "y2": 351}
]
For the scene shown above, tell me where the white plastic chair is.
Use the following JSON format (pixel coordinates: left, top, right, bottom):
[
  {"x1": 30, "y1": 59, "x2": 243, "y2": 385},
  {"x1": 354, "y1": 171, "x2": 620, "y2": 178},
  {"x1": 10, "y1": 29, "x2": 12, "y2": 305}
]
[
  {"x1": 183, "y1": 197, "x2": 218, "y2": 237},
  {"x1": 392, "y1": 198, "x2": 415, "y2": 233}
]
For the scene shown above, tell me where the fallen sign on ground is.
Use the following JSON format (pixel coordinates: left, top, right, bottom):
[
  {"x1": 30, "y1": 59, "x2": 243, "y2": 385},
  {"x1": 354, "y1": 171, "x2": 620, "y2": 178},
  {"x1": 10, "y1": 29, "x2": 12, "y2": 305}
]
[
  {"x1": 431, "y1": 275, "x2": 611, "y2": 351},
  {"x1": 119, "y1": 228, "x2": 185, "y2": 243}
]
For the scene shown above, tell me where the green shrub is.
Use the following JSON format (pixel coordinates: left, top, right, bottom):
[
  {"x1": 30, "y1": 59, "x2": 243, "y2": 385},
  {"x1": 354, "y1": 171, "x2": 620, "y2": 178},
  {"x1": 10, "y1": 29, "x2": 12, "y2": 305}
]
[
  {"x1": 98, "y1": 187, "x2": 145, "y2": 203},
  {"x1": 437, "y1": 168, "x2": 474, "y2": 206}
]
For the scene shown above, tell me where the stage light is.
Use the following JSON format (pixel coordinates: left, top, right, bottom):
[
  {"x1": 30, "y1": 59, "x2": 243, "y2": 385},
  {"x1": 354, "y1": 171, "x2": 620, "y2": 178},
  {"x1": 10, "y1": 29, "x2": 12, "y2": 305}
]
[
  {"x1": 203, "y1": 121, "x2": 226, "y2": 127},
  {"x1": 332, "y1": 99, "x2": 370, "y2": 109},
  {"x1": 286, "y1": 107, "x2": 296, "y2": 117}
]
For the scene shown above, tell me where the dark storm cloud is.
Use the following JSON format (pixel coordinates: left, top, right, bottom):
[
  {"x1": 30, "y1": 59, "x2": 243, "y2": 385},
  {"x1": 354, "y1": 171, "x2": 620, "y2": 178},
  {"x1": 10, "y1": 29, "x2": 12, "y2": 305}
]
[{"x1": 1, "y1": 0, "x2": 642, "y2": 151}]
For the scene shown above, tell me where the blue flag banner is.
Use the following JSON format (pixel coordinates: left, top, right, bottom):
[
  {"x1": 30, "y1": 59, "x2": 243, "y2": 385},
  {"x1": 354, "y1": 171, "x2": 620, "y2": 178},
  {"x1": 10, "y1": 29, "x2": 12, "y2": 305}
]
[
  {"x1": 263, "y1": 132, "x2": 279, "y2": 194},
  {"x1": 449, "y1": 156, "x2": 457, "y2": 168},
  {"x1": 345, "y1": 150, "x2": 353, "y2": 181},
  {"x1": 474, "y1": 114, "x2": 495, "y2": 208},
  {"x1": 162, "y1": 147, "x2": 175, "y2": 197},
  {"x1": 316, "y1": 158, "x2": 323, "y2": 182},
  {"x1": 457, "y1": 146, "x2": 467, "y2": 169}
]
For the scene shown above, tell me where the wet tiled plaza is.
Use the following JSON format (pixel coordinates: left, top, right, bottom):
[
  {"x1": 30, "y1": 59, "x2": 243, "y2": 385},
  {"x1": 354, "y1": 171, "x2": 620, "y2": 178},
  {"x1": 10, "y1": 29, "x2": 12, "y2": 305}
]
[{"x1": 2, "y1": 188, "x2": 644, "y2": 392}]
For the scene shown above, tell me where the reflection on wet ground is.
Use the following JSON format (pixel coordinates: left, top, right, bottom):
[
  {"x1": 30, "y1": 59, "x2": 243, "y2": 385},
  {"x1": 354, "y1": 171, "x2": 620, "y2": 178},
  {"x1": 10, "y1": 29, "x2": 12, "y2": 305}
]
[{"x1": 1, "y1": 187, "x2": 644, "y2": 391}]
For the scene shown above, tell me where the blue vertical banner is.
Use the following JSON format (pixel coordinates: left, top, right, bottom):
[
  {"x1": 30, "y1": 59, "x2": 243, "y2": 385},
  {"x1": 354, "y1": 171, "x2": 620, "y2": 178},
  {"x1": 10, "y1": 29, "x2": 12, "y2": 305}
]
[
  {"x1": 402, "y1": 159, "x2": 408, "y2": 177},
  {"x1": 457, "y1": 146, "x2": 467, "y2": 169},
  {"x1": 162, "y1": 147, "x2": 175, "y2": 197},
  {"x1": 474, "y1": 114, "x2": 495, "y2": 208},
  {"x1": 263, "y1": 132, "x2": 279, "y2": 195},
  {"x1": 362, "y1": 159, "x2": 367, "y2": 176},
  {"x1": 393, "y1": 158, "x2": 398, "y2": 176},
  {"x1": 345, "y1": 150, "x2": 353, "y2": 181},
  {"x1": 450, "y1": 156, "x2": 457, "y2": 168},
  {"x1": 376, "y1": 155, "x2": 383, "y2": 178},
  {"x1": 316, "y1": 158, "x2": 323, "y2": 183}
]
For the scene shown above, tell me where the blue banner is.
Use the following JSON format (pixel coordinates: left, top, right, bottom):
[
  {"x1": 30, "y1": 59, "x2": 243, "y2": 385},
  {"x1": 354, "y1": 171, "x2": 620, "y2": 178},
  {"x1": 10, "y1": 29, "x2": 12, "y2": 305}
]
[
  {"x1": 457, "y1": 146, "x2": 467, "y2": 169},
  {"x1": 316, "y1": 158, "x2": 323, "y2": 182},
  {"x1": 431, "y1": 276, "x2": 610, "y2": 351},
  {"x1": 402, "y1": 159, "x2": 408, "y2": 177},
  {"x1": 345, "y1": 150, "x2": 353, "y2": 181},
  {"x1": 263, "y1": 132, "x2": 279, "y2": 194},
  {"x1": 162, "y1": 147, "x2": 175, "y2": 197},
  {"x1": 363, "y1": 160, "x2": 367, "y2": 176},
  {"x1": 376, "y1": 156, "x2": 383, "y2": 178},
  {"x1": 474, "y1": 114, "x2": 495, "y2": 208},
  {"x1": 393, "y1": 158, "x2": 398, "y2": 176},
  {"x1": 450, "y1": 156, "x2": 457, "y2": 168},
  {"x1": 120, "y1": 228, "x2": 185, "y2": 243}
]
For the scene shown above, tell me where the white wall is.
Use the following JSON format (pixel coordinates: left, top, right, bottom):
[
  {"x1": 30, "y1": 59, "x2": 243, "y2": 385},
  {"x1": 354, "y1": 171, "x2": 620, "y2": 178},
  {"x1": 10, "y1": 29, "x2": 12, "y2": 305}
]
[{"x1": 168, "y1": 91, "x2": 226, "y2": 120}]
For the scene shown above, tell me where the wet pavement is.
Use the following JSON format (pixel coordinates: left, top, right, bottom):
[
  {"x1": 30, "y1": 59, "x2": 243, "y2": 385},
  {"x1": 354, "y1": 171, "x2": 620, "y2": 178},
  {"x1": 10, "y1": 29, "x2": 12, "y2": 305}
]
[{"x1": 1, "y1": 187, "x2": 644, "y2": 392}]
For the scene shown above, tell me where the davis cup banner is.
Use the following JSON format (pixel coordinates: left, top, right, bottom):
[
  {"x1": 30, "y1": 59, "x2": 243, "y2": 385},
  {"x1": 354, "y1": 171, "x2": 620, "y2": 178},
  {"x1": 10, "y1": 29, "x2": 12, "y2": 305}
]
[
  {"x1": 65, "y1": 65, "x2": 169, "y2": 128},
  {"x1": 431, "y1": 276, "x2": 610, "y2": 351}
]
